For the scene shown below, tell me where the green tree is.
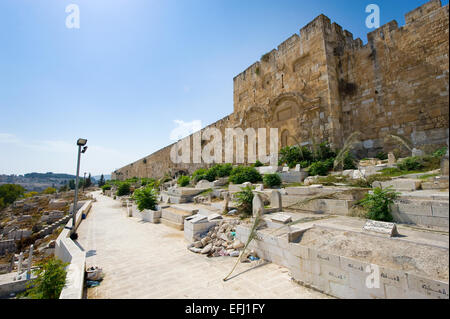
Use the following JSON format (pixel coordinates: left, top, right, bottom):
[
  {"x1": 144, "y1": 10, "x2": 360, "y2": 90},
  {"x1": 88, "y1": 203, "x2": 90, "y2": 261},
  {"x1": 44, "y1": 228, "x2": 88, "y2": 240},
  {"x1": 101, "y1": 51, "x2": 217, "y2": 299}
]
[
  {"x1": 98, "y1": 174, "x2": 106, "y2": 187},
  {"x1": 23, "y1": 257, "x2": 68, "y2": 299},
  {"x1": 0, "y1": 184, "x2": 26, "y2": 206},
  {"x1": 85, "y1": 173, "x2": 92, "y2": 188},
  {"x1": 68, "y1": 180, "x2": 75, "y2": 190}
]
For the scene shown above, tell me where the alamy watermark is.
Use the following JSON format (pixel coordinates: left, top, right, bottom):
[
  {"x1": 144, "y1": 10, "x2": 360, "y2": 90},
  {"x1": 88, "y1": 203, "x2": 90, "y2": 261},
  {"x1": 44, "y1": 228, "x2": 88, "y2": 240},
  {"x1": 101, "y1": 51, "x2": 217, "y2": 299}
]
[
  {"x1": 65, "y1": 4, "x2": 80, "y2": 29},
  {"x1": 170, "y1": 127, "x2": 279, "y2": 166},
  {"x1": 366, "y1": 4, "x2": 380, "y2": 29}
]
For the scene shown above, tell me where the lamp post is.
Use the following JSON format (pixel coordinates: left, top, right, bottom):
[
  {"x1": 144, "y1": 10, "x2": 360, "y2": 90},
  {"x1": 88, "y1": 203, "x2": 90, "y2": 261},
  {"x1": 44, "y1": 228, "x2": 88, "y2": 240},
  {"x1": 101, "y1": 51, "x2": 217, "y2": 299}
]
[{"x1": 71, "y1": 138, "x2": 88, "y2": 239}]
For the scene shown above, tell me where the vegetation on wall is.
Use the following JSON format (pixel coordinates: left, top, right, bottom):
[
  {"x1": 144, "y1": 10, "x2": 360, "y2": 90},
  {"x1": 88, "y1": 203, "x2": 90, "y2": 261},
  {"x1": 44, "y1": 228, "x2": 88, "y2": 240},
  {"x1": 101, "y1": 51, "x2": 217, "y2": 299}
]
[{"x1": 263, "y1": 173, "x2": 282, "y2": 188}]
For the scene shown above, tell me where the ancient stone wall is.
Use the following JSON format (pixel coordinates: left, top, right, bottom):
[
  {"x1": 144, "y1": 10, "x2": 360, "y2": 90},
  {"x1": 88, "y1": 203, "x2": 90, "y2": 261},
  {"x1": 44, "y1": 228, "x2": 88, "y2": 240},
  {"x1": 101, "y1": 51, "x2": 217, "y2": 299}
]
[{"x1": 112, "y1": 0, "x2": 449, "y2": 180}]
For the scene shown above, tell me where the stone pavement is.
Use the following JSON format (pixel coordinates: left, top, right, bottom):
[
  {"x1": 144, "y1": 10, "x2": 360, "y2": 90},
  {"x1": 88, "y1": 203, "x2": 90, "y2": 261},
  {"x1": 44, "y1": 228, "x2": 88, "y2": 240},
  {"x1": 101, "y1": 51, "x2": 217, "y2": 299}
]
[{"x1": 76, "y1": 192, "x2": 330, "y2": 299}]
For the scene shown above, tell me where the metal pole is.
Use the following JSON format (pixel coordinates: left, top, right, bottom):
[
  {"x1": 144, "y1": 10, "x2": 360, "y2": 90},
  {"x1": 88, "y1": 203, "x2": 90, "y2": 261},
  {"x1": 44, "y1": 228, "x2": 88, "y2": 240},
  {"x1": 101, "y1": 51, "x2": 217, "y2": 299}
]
[{"x1": 71, "y1": 145, "x2": 82, "y2": 237}]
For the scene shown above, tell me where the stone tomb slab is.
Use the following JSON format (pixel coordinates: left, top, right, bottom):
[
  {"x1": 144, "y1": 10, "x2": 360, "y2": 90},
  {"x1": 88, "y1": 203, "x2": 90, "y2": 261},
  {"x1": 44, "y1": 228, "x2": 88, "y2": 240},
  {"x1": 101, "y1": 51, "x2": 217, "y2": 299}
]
[{"x1": 363, "y1": 220, "x2": 399, "y2": 237}]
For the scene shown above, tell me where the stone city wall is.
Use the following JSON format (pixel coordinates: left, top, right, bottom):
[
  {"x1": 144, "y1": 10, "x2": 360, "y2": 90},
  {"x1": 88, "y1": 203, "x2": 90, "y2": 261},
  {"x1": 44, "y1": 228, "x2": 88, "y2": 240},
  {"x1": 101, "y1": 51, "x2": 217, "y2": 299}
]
[{"x1": 113, "y1": 0, "x2": 449, "y2": 180}]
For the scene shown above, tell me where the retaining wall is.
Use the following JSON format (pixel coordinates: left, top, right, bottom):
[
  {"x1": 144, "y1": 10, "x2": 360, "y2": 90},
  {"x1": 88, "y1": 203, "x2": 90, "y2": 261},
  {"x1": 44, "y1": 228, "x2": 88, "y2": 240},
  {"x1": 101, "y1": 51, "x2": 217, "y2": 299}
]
[
  {"x1": 55, "y1": 200, "x2": 92, "y2": 299},
  {"x1": 235, "y1": 224, "x2": 449, "y2": 299}
]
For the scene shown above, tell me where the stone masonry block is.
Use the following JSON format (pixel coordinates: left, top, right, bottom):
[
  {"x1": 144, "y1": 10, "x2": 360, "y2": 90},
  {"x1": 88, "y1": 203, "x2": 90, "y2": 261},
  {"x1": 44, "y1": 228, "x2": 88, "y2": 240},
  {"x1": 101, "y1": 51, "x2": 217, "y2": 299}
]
[{"x1": 309, "y1": 248, "x2": 340, "y2": 268}]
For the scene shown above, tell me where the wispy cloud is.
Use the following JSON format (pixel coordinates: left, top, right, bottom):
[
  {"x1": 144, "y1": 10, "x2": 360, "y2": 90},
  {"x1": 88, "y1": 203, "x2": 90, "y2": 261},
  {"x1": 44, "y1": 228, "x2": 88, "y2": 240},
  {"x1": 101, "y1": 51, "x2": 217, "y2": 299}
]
[
  {"x1": 0, "y1": 133, "x2": 21, "y2": 144},
  {"x1": 169, "y1": 120, "x2": 202, "y2": 141}
]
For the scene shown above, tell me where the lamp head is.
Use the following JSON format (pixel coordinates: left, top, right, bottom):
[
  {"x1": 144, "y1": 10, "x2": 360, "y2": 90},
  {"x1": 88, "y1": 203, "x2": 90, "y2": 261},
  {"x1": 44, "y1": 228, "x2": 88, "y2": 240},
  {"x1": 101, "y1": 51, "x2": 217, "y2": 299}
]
[{"x1": 77, "y1": 138, "x2": 87, "y2": 146}]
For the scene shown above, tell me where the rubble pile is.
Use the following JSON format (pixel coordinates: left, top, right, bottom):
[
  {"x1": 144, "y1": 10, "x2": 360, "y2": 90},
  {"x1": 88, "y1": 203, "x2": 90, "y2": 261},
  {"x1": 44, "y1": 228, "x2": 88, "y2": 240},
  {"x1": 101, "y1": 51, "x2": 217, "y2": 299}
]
[{"x1": 187, "y1": 219, "x2": 245, "y2": 258}]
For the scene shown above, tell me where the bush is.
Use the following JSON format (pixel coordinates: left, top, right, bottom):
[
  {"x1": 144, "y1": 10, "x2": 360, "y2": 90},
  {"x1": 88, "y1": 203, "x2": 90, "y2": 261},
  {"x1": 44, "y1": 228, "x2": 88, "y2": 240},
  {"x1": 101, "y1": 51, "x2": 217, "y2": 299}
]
[
  {"x1": 279, "y1": 146, "x2": 313, "y2": 168},
  {"x1": 214, "y1": 164, "x2": 233, "y2": 178},
  {"x1": 132, "y1": 186, "x2": 158, "y2": 211},
  {"x1": 101, "y1": 184, "x2": 111, "y2": 193},
  {"x1": 359, "y1": 187, "x2": 399, "y2": 222},
  {"x1": 24, "y1": 191, "x2": 39, "y2": 198},
  {"x1": 23, "y1": 257, "x2": 68, "y2": 299},
  {"x1": 343, "y1": 152, "x2": 357, "y2": 170},
  {"x1": 433, "y1": 147, "x2": 447, "y2": 158},
  {"x1": 116, "y1": 183, "x2": 131, "y2": 196},
  {"x1": 314, "y1": 142, "x2": 336, "y2": 161},
  {"x1": 0, "y1": 184, "x2": 26, "y2": 207},
  {"x1": 252, "y1": 160, "x2": 264, "y2": 168},
  {"x1": 177, "y1": 175, "x2": 190, "y2": 187},
  {"x1": 229, "y1": 166, "x2": 262, "y2": 184},
  {"x1": 235, "y1": 186, "x2": 254, "y2": 217},
  {"x1": 42, "y1": 187, "x2": 57, "y2": 195},
  {"x1": 263, "y1": 173, "x2": 282, "y2": 188},
  {"x1": 397, "y1": 157, "x2": 424, "y2": 171},
  {"x1": 375, "y1": 152, "x2": 388, "y2": 160},
  {"x1": 308, "y1": 158, "x2": 334, "y2": 176}
]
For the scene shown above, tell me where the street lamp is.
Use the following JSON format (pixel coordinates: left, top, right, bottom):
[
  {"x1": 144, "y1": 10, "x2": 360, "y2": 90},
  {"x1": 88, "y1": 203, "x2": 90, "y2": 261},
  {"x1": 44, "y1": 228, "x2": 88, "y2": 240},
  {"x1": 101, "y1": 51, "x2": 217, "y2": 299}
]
[{"x1": 71, "y1": 138, "x2": 88, "y2": 239}]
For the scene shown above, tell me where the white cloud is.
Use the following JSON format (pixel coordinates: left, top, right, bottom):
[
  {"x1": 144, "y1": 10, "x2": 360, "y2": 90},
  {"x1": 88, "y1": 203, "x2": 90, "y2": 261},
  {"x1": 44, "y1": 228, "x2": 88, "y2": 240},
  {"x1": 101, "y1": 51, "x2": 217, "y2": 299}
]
[
  {"x1": 169, "y1": 120, "x2": 202, "y2": 141},
  {"x1": 0, "y1": 133, "x2": 20, "y2": 144}
]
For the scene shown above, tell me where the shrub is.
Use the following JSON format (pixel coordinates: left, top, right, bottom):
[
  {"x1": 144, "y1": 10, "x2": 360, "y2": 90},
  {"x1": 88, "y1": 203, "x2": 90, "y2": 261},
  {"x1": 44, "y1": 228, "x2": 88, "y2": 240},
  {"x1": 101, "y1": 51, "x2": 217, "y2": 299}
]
[
  {"x1": 0, "y1": 184, "x2": 26, "y2": 206},
  {"x1": 375, "y1": 152, "x2": 388, "y2": 160},
  {"x1": 24, "y1": 191, "x2": 39, "y2": 198},
  {"x1": 192, "y1": 168, "x2": 208, "y2": 181},
  {"x1": 433, "y1": 147, "x2": 447, "y2": 158},
  {"x1": 252, "y1": 160, "x2": 264, "y2": 168},
  {"x1": 229, "y1": 166, "x2": 262, "y2": 184},
  {"x1": 308, "y1": 158, "x2": 334, "y2": 176},
  {"x1": 397, "y1": 157, "x2": 424, "y2": 171},
  {"x1": 42, "y1": 187, "x2": 57, "y2": 195},
  {"x1": 235, "y1": 186, "x2": 254, "y2": 217},
  {"x1": 279, "y1": 146, "x2": 313, "y2": 168},
  {"x1": 116, "y1": 183, "x2": 131, "y2": 196},
  {"x1": 214, "y1": 164, "x2": 233, "y2": 178},
  {"x1": 132, "y1": 186, "x2": 158, "y2": 211},
  {"x1": 101, "y1": 184, "x2": 111, "y2": 193},
  {"x1": 177, "y1": 175, "x2": 190, "y2": 187},
  {"x1": 343, "y1": 152, "x2": 357, "y2": 170},
  {"x1": 359, "y1": 187, "x2": 399, "y2": 222},
  {"x1": 314, "y1": 142, "x2": 336, "y2": 161},
  {"x1": 300, "y1": 160, "x2": 310, "y2": 168},
  {"x1": 263, "y1": 173, "x2": 282, "y2": 188},
  {"x1": 23, "y1": 257, "x2": 68, "y2": 299}
]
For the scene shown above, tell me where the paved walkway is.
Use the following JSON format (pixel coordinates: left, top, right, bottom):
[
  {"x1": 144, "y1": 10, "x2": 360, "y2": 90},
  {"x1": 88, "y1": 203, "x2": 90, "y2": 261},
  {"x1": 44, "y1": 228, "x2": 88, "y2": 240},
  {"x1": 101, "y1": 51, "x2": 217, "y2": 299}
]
[{"x1": 76, "y1": 192, "x2": 329, "y2": 299}]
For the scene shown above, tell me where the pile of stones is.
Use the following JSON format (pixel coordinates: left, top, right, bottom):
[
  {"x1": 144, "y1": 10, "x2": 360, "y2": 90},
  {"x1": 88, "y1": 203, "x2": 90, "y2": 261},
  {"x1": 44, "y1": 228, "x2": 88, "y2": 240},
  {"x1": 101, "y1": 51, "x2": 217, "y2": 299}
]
[{"x1": 187, "y1": 219, "x2": 245, "y2": 257}]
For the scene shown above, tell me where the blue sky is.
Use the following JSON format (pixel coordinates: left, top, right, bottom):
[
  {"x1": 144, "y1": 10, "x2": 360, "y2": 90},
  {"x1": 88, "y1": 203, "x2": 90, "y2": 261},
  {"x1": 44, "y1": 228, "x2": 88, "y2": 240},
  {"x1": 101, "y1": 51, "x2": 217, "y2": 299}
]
[{"x1": 0, "y1": 0, "x2": 447, "y2": 176}]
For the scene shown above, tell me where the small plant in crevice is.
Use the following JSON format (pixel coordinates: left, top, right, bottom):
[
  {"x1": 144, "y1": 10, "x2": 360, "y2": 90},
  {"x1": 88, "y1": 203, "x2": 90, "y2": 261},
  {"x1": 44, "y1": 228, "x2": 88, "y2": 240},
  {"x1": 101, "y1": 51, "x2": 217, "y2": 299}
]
[
  {"x1": 235, "y1": 186, "x2": 254, "y2": 217},
  {"x1": 359, "y1": 187, "x2": 400, "y2": 222}
]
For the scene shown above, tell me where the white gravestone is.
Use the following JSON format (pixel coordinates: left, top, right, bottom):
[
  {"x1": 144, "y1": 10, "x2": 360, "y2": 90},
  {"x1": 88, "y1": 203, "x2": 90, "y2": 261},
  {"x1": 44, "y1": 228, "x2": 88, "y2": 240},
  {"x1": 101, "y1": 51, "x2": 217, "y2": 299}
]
[
  {"x1": 270, "y1": 190, "x2": 282, "y2": 212},
  {"x1": 252, "y1": 194, "x2": 265, "y2": 217},
  {"x1": 363, "y1": 220, "x2": 399, "y2": 237}
]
